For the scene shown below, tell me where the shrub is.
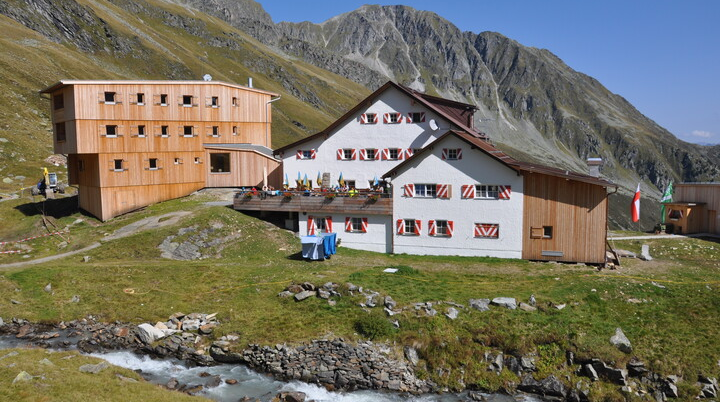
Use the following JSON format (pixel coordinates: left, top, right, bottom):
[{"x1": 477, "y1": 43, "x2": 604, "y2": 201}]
[{"x1": 354, "y1": 313, "x2": 395, "y2": 340}]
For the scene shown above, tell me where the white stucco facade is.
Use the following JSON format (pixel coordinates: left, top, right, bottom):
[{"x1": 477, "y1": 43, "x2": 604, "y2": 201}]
[
  {"x1": 389, "y1": 135, "x2": 525, "y2": 258},
  {"x1": 298, "y1": 213, "x2": 392, "y2": 254},
  {"x1": 278, "y1": 87, "x2": 461, "y2": 189}
]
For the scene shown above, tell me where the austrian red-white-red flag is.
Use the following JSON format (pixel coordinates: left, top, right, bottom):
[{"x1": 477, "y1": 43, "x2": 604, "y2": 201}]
[{"x1": 631, "y1": 183, "x2": 641, "y2": 222}]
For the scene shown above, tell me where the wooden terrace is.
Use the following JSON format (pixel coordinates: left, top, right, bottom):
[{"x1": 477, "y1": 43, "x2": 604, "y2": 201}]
[{"x1": 233, "y1": 190, "x2": 392, "y2": 215}]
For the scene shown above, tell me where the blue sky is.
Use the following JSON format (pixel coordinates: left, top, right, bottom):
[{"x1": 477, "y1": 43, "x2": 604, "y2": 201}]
[{"x1": 257, "y1": 0, "x2": 720, "y2": 145}]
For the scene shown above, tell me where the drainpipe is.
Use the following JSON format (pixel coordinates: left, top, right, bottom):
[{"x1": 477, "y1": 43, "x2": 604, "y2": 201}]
[{"x1": 265, "y1": 95, "x2": 281, "y2": 148}]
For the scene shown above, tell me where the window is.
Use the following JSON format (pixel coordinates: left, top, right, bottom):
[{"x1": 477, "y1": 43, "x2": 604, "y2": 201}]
[
  {"x1": 475, "y1": 185, "x2": 499, "y2": 199},
  {"x1": 194, "y1": 157, "x2": 201, "y2": 164},
  {"x1": 183, "y1": 126, "x2": 194, "y2": 137},
  {"x1": 182, "y1": 95, "x2": 193, "y2": 107},
  {"x1": 174, "y1": 158, "x2": 181, "y2": 165},
  {"x1": 385, "y1": 112, "x2": 402, "y2": 124},
  {"x1": 113, "y1": 159, "x2": 124, "y2": 171},
  {"x1": 136, "y1": 93, "x2": 145, "y2": 105},
  {"x1": 211, "y1": 96, "x2": 219, "y2": 107},
  {"x1": 211, "y1": 126, "x2": 220, "y2": 137},
  {"x1": 415, "y1": 184, "x2": 437, "y2": 198},
  {"x1": 160, "y1": 94, "x2": 168, "y2": 106},
  {"x1": 78, "y1": 159, "x2": 85, "y2": 172},
  {"x1": 343, "y1": 149, "x2": 354, "y2": 160},
  {"x1": 543, "y1": 226, "x2": 553, "y2": 239},
  {"x1": 55, "y1": 122, "x2": 66, "y2": 142},
  {"x1": 404, "y1": 219, "x2": 417, "y2": 235},
  {"x1": 408, "y1": 112, "x2": 425, "y2": 123},
  {"x1": 345, "y1": 217, "x2": 367, "y2": 233},
  {"x1": 137, "y1": 125, "x2": 146, "y2": 137},
  {"x1": 104, "y1": 92, "x2": 116, "y2": 104},
  {"x1": 388, "y1": 148, "x2": 400, "y2": 160},
  {"x1": 302, "y1": 150, "x2": 313, "y2": 159},
  {"x1": 447, "y1": 149, "x2": 459, "y2": 160},
  {"x1": 161, "y1": 125, "x2": 169, "y2": 137},
  {"x1": 210, "y1": 153, "x2": 230, "y2": 173},
  {"x1": 668, "y1": 209, "x2": 683, "y2": 220},
  {"x1": 232, "y1": 97, "x2": 238, "y2": 107},
  {"x1": 365, "y1": 148, "x2": 376, "y2": 160},
  {"x1": 361, "y1": 113, "x2": 378, "y2": 124},
  {"x1": 345, "y1": 180, "x2": 356, "y2": 189},
  {"x1": 105, "y1": 125, "x2": 118, "y2": 138},
  {"x1": 53, "y1": 94, "x2": 64, "y2": 110},
  {"x1": 148, "y1": 158, "x2": 159, "y2": 170},
  {"x1": 232, "y1": 126, "x2": 237, "y2": 136},
  {"x1": 474, "y1": 223, "x2": 499, "y2": 239}
]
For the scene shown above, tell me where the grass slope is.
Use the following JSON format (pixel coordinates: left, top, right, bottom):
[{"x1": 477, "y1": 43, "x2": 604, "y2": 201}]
[{"x1": 0, "y1": 193, "x2": 719, "y2": 400}]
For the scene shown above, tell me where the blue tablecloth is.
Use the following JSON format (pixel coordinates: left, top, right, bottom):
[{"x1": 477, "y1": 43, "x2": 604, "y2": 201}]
[
  {"x1": 322, "y1": 233, "x2": 337, "y2": 257},
  {"x1": 300, "y1": 233, "x2": 336, "y2": 260}
]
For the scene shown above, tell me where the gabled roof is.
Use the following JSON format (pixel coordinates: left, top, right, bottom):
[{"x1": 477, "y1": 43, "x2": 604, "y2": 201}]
[
  {"x1": 382, "y1": 130, "x2": 616, "y2": 188},
  {"x1": 39, "y1": 80, "x2": 278, "y2": 97},
  {"x1": 274, "y1": 81, "x2": 485, "y2": 154}
]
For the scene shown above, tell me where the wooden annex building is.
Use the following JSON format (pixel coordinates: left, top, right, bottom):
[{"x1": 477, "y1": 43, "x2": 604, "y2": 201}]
[
  {"x1": 41, "y1": 80, "x2": 282, "y2": 221},
  {"x1": 663, "y1": 182, "x2": 720, "y2": 234}
]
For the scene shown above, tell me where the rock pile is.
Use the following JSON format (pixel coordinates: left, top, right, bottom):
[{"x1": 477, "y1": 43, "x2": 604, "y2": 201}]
[{"x1": 211, "y1": 339, "x2": 431, "y2": 393}]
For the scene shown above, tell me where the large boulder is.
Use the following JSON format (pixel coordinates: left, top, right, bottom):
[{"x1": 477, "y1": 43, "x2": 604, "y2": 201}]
[
  {"x1": 294, "y1": 290, "x2": 316, "y2": 301},
  {"x1": 518, "y1": 374, "x2": 566, "y2": 397},
  {"x1": 469, "y1": 298, "x2": 490, "y2": 312},
  {"x1": 137, "y1": 323, "x2": 166, "y2": 344},
  {"x1": 610, "y1": 328, "x2": 632, "y2": 353},
  {"x1": 491, "y1": 297, "x2": 517, "y2": 310}
]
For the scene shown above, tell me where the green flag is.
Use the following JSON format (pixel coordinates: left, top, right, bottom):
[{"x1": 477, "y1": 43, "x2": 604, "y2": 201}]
[{"x1": 660, "y1": 182, "x2": 673, "y2": 224}]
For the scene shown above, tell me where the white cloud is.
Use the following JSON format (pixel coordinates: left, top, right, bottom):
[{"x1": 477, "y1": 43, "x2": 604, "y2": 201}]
[{"x1": 691, "y1": 130, "x2": 713, "y2": 138}]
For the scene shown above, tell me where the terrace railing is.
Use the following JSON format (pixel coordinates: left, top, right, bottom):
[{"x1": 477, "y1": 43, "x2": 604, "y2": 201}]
[{"x1": 233, "y1": 189, "x2": 392, "y2": 215}]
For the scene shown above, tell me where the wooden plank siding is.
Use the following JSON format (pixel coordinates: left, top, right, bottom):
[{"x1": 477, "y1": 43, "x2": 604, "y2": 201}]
[
  {"x1": 43, "y1": 80, "x2": 278, "y2": 221},
  {"x1": 673, "y1": 183, "x2": 720, "y2": 234},
  {"x1": 522, "y1": 173, "x2": 610, "y2": 264}
]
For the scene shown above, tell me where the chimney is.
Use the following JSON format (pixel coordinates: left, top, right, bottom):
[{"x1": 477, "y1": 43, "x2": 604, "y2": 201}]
[
  {"x1": 587, "y1": 158, "x2": 603, "y2": 177},
  {"x1": 248, "y1": 77, "x2": 253, "y2": 88}
]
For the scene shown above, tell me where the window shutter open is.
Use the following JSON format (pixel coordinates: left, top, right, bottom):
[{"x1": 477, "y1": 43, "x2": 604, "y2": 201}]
[
  {"x1": 359, "y1": 149, "x2": 367, "y2": 160},
  {"x1": 296, "y1": 150, "x2": 303, "y2": 160},
  {"x1": 499, "y1": 185, "x2": 512, "y2": 200},
  {"x1": 437, "y1": 184, "x2": 450, "y2": 199},
  {"x1": 447, "y1": 221, "x2": 454, "y2": 237},
  {"x1": 311, "y1": 149, "x2": 317, "y2": 159},
  {"x1": 396, "y1": 219, "x2": 405, "y2": 235},
  {"x1": 351, "y1": 149, "x2": 357, "y2": 160},
  {"x1": 405, "y1": 149, "x2": 414, "y2": 159},
  {"x1": 383, "y1": 113, "x2": 389, "y2": 124},
  {"x1": 457, "y1": 149, "x2": 463, "y2": 160},
  {"x1": 428, "y1": 220, "x2": 436, "y2": 236},
  {"x1": 419, "y1": 112, "x2": 426, "y2": 122},
  {"x1": 361, "y1": 218, "x2": 368, "y2": 233},
  {"x1": 404, "y1": 184, "x2": 415, "y2": 197},
  {"x1": 326, "y1": 216, "x2": 333, "y2": 233},
  {"x1": 337, "y1": 149, "x2": 343, "y2": 160},
  {"x1": 441, "y1": 148, "x2": 448, "y2": 160},
  {"x1": 461, "y1": 185, "x2": 476, "y2": 199},
  {"x1": 398, "y1": 150, "x2": 405, "y2": 160},
  {"x1": 308, "y1": 216, "x2": 316, "y2": 235},
  {"x1": 414, "y1": 220, "x2": 422, "y2": 235},
  {"x1": 360, "y1": 113, "x2": 368, "y2": 124},
  {"x1": 345, "y1": 217, "x2": 352, "y2": 232},
  {"x1": 382, "y1": 148, "x2": 389, "y2": 160},
  {"x1": 375, "y1": 150, "x2": 381, "y2": 160}
]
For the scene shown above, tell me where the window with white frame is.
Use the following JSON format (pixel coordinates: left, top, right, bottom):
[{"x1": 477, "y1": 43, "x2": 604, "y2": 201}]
[
  {"x1": 148, "y1": 158, "x2": 159, "y2": 170},
  {"x1": 475, "y1": 185, "x2": 499, "y2": 199},
  {"x1": 161, "y1": 125, "x2": 169, "y2": 137},
  {"x1": 104, "y1": 92, "x2": 117, "y2": 104},
  {"x1": 404, "y1": 219, "x2": 417, "y2": 235},
  {"x1": 160, "y1": 94, "x2": 168, "y2": 106},
  {"x1": 435, "y1": 220, "x2": 449, "y2": 236},
  {"x1": 343, "y1": 149, "x2": 354, "y2": 160},
  {"x1": 365, "y1": 113, "x2": 377, "y2": 123},
  {"x1": 210, "y1": 96, "x2": 219, "y2": 107},
  {"x1": 232, "y1": 97, "x2": 238, "y2": 107},
  {"x1": 174, "y1": 158, "x2": 181, "y2": 165},
  {"x1": 137, "y1": 125, "x2": 146, "y2": 137},
  {"x1": 349, "y1": 217, "x2": 364, "y2": 232},
  {"x1": 211, "y1": 126, "x2": 220, "y2": 137},
  {"x1": 365, "y1": 148, "x2": 376, "y2": 160},
  {"x1": 386, "y1": 112, "x2": 402, "y2": 124},
  {"x1": 388, "y1": 148, "x2": 400, "y2": 160},
  {"x1": 301, "y1": 150, "x2": 313, "y2": 159},
  {"x1": 414, "y1": 184, "x2": 437, "y2": 198},
  {"x1": 447, "y1": 148, "x2": 459, "y2": 160},
  {"x1": 113, "y1": 159, "x2": 124, "y2": 171},
  {"x1": 136, "y1": 93, "x2": 145, "y2": 105}
]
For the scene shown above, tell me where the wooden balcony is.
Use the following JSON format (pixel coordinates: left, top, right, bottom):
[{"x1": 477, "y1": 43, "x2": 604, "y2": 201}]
[{"x1": 233, "y1": 190, "x2": 392, "y2": 215}]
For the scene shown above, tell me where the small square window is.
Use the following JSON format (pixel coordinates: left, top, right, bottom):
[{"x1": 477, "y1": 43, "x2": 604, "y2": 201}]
[
  {"x1": 160, "y1": 94, "x2": 168, "y2": 106},
  {"x1": 183, "y1": 126, "x2": 194, "y2": 137},
  {"x1": 388, "y1": 148, "x2": 399, "y2": 160},
  {"x1": 194, "y1": 157, "x2": 201, "y2": 164},
  {"x1": 414, "y1": 184, "x2": 436, "y2": 198},
  {"x1": 343, "y1": 149, "x2": 354, "y2": 160},
  {"x1": 137, "y1": 125, "x2": 146, "y2": 137},
  {"x1": 136, "y1": 93, "x2": 145, "y2": 105},
  {"x1": 409, "y1": 112, "x2": 424, "y2": 123},
  {"x1": 211, "y1": 96, "x2": 219, "y2": 107},
  {"x1": 387, "y1": 112, "x2": 401, "y2": 124},
  {"x1": 232, "y1": 97, "x2": 238, "y2": 107},
  {"x1": 364, "y1": 113, "x2": 377, "y2": 124},
  {"x1": 366, "y1": 149, "x2": 376, "y2": 160},
  {"x1": 212, "y1": 126, "x2": 220, "y2": 137},
  {"x1": 543, "y1": 226, "x2": 553, "y2": 239},
  {"x1": 104, "y1": 92, "x2": 116, "y2": 103},
  {"x1": 435, "y1": 220, "x2": 449, "y2": 236},
  {"x1": 182, "y1": 95, "x2": 193, "y2": 106},
  {"x1": 668, "y1": 210, "x2": 682, "y2": 220},
  {"x1": 404, "y1": 219, "x2": 416, "y2": 235},
  {"x1": 105, "y1": 125, "x2": 118, "y2": 137},
  {"x1": 232, "y1": 126, "x2": 238, "y2": 136},
  {"x1": 174, "y1": 158, "x2": 181, "y2": 165},
  {"x1": 149, "y1": 158, "x2": 159, "y2": 170},
  {"x1": 447, "y1": 149, "x2": 459, "y2": 160},
  {"x1": 161, "y1": 125, "x2": 169, "y2": 137},
  {"x1": 302, "y1": 150, "x2": 313, "y2": 159},
  {"x1": 475, "y1": 185, "x2": 499, "y2": 199},
  {"x1": 113, "y1": 159, "x2": 124, "y2": 171}
]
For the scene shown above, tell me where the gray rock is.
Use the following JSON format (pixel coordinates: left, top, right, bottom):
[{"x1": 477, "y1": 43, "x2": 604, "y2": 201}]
[
  {"x1": 12, "y1": 371, "x2": 33, "y2": 383},
  {"x1": 627, "y1": 358, "x2": 648, "y2": 377},
  {"x1": 79, "y1": 361, "x2": 110, "y2": 374},
  {"x1": 39, "y1": 358, "x2": 54, "y2": 366},
  {"x1": 276, "y1": 391, "x2": 307, "y2": 402},
  {"x1": 491, "y1": 297, "x2": 517, "y2": 310},
  {"x1": 10, "y1": 299, "x2": 21, "y2": 305},
  {"x1": 44, "y1": 283, "x2": 52, "y2": 293},
  {"x1": 698, "y1": 376, "x2": 718, "y2": 398},
  {"x1": 294, "y1": 290, "x2": 316, "y2": 301},
  {"x1": 445, "y1": 307, "x2": 459, "y2": 320},
  {"x1": 583, "y1": 364, "x2": 599, "y2": 381},
  {"x1": 404, "y1": 346, "x2": 419, "y2": 366},
  {"x1": 384, "y1": 296, "x2": 396, "y2": 309},
  {"x1": 346, "y1": 282, "x2": 358, "y2": 292},
  {"x1": 0, "y1": 317, "x2": 3, "y2": 326},
  {"x1": 137, "y1": 323, "x2": 166, "y2": 344},
  {"x1": 529, "y1": 294, "x2": 536, "y2": 306},
  {"x1": 520, "y1": 356, "x2": 536, "y2": 372},
  {"x1": 590, "y1": 359, "x2": 627, "y2": 385},
  {"x1": 640, "y1": 244, "x2": 653, "y2": 261},
  {"x1": 317, "y1": 289, "x2": 330, "y2": 299},
  {"x1": 610, "y1": 327, "x2": 632, "y2": 353},
  {"x1": 518, "y1": 374, "x2": 566, "y2": 397},
  {"x1": 181, "y1": 319, "x2": 201, "y2": 331},
  {"x1": 82, "y1": 256, "x2": 90, "y2": 263},
  {"x1": 469, "y1": 298, "x2": 490, "y2": 312},
  {"x1": 277, "y1": 290, "x2": 293, "y2": 298},
  {"x1": 553, "y1": 303, "x2": 566, "y2": 310},
  {"x1": 615, "y1": 249, "x2": 637, "y2": 258},
  {"x1": 518, "y1": 302, "x2": 536, "y2": 312},
  {"x1": 70, "y1": 295, "x2": 81, "y2": 303}
]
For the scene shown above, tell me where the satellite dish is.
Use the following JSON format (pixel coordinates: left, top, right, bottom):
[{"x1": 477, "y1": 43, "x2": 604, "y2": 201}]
[
  {"x1": 429, "y1": 119, "x2": 439, "y2": 131},
  {"x1": 202, "y1": 74, "x2": 212, "y2": 82}
]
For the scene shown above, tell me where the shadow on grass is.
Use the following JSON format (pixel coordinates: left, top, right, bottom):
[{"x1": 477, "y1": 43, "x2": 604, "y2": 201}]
[
  {"x1": 14, "y1": 196, "x2": 89, "y2": 219},
  {"x1": 286, "y1": 251, "x2": 331, "y2": 263}
]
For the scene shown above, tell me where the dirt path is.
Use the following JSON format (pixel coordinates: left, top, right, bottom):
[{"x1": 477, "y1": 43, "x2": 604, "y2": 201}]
[{"x1": 0, "y1": 211, "x2": 193, "y2": 269}]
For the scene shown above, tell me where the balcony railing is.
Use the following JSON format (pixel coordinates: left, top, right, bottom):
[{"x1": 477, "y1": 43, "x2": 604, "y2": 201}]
[{"x1": 233, "y1": 189, "x2": 392, "y2": 215}]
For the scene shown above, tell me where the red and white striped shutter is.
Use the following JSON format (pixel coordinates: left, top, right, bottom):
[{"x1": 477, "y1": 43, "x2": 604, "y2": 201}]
[
  {"x1": 414, "y1": 220, "x2": 422, "y2": 235},
  {"x1": 375, "y1": 149, "x2": 381, "y2": 160},
  {"x1": 499, "y1": 185, "x2": 512, "y2": 200},
  {"x1": 310, "y1": 149, "x2": 317, "y2": 159},
  {"x1": 382, "y1": 148, "x2": 389, "y2": 160},
  {"x1": 372, "y1": 114, "x2": 378, "y2": 124},
  {"x1": 397, "y1": 219, "x2": 405, "y2": 235},
  {"x1": 428, "y1": 220, "x2": 436, "y2": 236},
  {"x1": 419, "y1": 112, "x2": 426, "y2": 122},
  {"x1": 351, "y1": 149, "x2": 357, "y2": 160},
  {"x1": 461, "y1": 185, "x2": 476, "y2": 199},
  {"x1": 296, "y1": 150, "x2": 303, "y2": 159},
  {"x1": 441, "y1": 148, "x2": 448, "y2": 160},
  {"x1": 457, "y1": 148, "x2": 463, "y2": 160},
  {"x1": 326, "y1": 216, "x2": 333, "y2": 233},
  {"x1": 359, "y1": 149, "x2": 367, "y2": 160},
  {"x1": 345, "y1": 217, "x2": 352, "y2": 232},
  {"x1": 360, "y1": 113, "x2": 368, "y2": 124},
  {"x1": 383, "y1": 113, "x2": 390, "y2": 124},
  {"x1": 307, "y1": 216, "x2": 316, "y2": 235},
  {"x1": 404, "y1": 184, "x2": 415, "y2": 197},
  {"x1": 361, "y1": 218, "x2": 368, "y2": 233},
  {"x1": 437, "y1": 184, "x2": 450, "y2": 199},
  {"x1": 473, "y1": 224, "x2": 482, "y2": 238},
  {"x1": 398, "y1": 149, "x2": 405, "y2": 160},
  {"x1": 405, "y1": 149, "x2": 414, "y2": 159},
  {"x1": 406, "y1": 113, "x2": 413, "y2": 123},
  {"x1": 447, "y1": 221, "x2": 454, "y2": 237},
  {"x1": 337, "y1": 149, "x2": 343, "y2": 160}
]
